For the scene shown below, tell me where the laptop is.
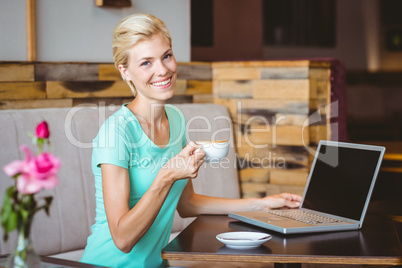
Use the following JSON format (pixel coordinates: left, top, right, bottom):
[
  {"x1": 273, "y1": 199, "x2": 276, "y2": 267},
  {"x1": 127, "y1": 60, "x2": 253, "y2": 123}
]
[{"x1": 229, "y1": 140, "x2": 386, "y2": 234}]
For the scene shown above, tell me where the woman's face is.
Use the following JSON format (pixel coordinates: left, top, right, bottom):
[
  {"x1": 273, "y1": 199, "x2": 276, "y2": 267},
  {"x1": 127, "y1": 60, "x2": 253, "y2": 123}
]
[{"x1": 120, "y1": 32, "x2": 177, "y2": 102}]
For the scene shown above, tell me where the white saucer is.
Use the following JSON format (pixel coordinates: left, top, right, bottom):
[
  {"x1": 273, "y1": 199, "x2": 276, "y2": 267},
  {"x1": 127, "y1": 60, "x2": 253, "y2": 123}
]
[{"x1": 216, "y1": 231, "x2": 272, "y2": 249}]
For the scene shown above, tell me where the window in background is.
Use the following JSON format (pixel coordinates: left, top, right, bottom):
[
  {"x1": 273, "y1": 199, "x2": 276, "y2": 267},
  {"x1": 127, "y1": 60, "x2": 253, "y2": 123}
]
[
  {"x1": 191, "y1": 0, "x2": 213, "y2": 47},
  {"x1": 262, "y1": 0, "x2": 336, "y2": 47}
]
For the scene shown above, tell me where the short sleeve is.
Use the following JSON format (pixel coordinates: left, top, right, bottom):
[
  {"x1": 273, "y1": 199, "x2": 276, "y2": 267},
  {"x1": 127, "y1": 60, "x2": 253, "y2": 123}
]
[{"x1": 92, "y1": 117, "x2": 130, "y2": 169}]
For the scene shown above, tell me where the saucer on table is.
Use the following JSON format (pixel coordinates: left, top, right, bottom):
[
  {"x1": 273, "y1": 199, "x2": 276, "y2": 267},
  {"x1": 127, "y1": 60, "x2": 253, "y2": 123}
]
[{"x1": 216, "y1": 231, "x2": 272, "y2": 249}]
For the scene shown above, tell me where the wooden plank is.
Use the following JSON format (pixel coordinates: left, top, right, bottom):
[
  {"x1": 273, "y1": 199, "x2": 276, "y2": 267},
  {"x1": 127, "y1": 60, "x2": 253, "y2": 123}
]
[
  {"x1": 72, "y1": 98, "x2": 125, "y2": 107},
  {"x1": 275, "y1": 113, "x2": 308, "y2": 126},
  {"x1": 0, "y1": 82, "x2": 46, "y2": 100},
  {"x1": 99, "y1": 64, "x2": 120, "y2": 80},
  {"x1": 212, "y1": 80, "x2": 219, "y2": 98},
  {"x1": 186, "y1": 80, "x2": 212, "y2": 95},
  {"x1": 253, "y1": 79, "x2": 309, "y2": 100},
  {"x1": 237, "y1": 146, "x2": 302, "y2": 170},
  {"x1": 237, "y1": 99, "x2": 309, "y2": 115},
  {"x1": 27, "y1": 0, "x2": 36, "y2": 61},
  {"x1": 310, "y1": 79, "x2": 330, "y2": 100},
  {"x1": 0, "y1": 99, "x2": 72, "y2": 110},
  {"x1": 166, "y1": 95, "x2": 193, "y2": 104},
  {"x1": 270, "y1": 169, "x2": 309, "y2": 186},
  {"x1": 193, "y1": 94, "x2": 214, "y2": 103},
  {"x1": 174, "y1": 80, "x2": 187, "y2": 95},
  {"x1": 239, "y1": 168, "x2": 269, "y2": 183},
  {"x1": 214, "y1": 98, "x2": 238, "y2": 119},
  {"x1": 213, "y1": 67, "x2": 260, "y2": 80},
  {"x1": 241, "y1": 182, "x2": 268, "y2": 198},
  {"x1": 0, "y1": 64, "x2": 35, "y2": 82},
  {"x1": 177, "y1": 62, "x2": 212, "y2": 80},
  {"x1": 309, "y1": 125, "x2": 328, "y2": 146},
  {"x1": 309, "y1": 67, "x2": 330, "y2": 80},
  {"x1": 233, "y1": 100, "x2": 308, "y2": 125},
  {"x1": 309, "y1": 68, "x2": 330, "y2": 100},
  {"x1": 193, "y1": 94, "x2": 213, "y2": 103},
  {"x1": 261, "y1": 67, "x2": 309, "y2": 79},
  {"x1": 46, "y1": 81, "x2": 132, "y2": 99},
  {"x1": 239, "y1": 125, "x2": 310, "y2": 146},
  {"x1": 212, "y1": 60, "x2": 312, "y2": 68},
  {"x1": 266, "y1": 184, "x2": 305, "y2": 197},
  {"x1": 215, "y1": 80, "x2": 253, "y2": 98},
  {"x1": 310, "y1": 99, "x2": 329, "y2": 115},
  {"x1": 35, "y1": 63, "x2": 99, "y2": 81},
  {"x1": 253, "y1": 145, "x2": 309, "y2": 169},
  {"x1": 95, "y1": 0, "x2": 131, "y2": 7},
  {"x1": 174, "y1": 80, "x2": 212, "y2": 95},
  {"x1": 235, "y1": 134, "x2": 256, "y2": 162},
  {"x1": 221, "y1": 99, "x2": 308, "y2": 125}
]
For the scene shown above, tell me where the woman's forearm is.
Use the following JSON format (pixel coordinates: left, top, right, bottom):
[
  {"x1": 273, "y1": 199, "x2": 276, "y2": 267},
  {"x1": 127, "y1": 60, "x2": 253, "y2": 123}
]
[
  {"x1": 180, "y1": 193, "x2": 261, "y2": 217},
  {"x1": 177, "y1": 181, "x2": 301, "y2": 218}
]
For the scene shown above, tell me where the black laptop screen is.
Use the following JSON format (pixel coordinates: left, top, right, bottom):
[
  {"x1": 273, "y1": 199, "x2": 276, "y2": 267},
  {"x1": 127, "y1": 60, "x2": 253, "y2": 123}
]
[{"x1": 301, "y1": 144, "x2": 382, "y2": 221}]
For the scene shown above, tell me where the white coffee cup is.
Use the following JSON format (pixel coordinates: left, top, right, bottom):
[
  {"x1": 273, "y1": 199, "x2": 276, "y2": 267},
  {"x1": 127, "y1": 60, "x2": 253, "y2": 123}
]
[{"x1": 195, "y1": 140, "x2": 229, "y2": 163}]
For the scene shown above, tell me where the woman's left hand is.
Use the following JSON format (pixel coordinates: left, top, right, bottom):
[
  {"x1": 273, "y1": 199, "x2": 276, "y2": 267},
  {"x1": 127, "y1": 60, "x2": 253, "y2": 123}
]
[{"x1": 257, "y1": 193, "x2": 302, "y2": 211}]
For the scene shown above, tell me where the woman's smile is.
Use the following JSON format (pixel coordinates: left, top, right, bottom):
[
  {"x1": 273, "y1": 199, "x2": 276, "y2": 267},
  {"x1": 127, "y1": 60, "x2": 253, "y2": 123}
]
[{"x1": 151, "y1": 77, "x2": 172, "y2": 88}]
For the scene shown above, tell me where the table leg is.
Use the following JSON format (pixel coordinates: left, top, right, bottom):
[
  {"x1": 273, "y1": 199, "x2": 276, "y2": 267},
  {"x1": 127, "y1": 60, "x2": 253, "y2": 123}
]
[{"x1": 274, "y1": 263, "x2": 302, "y2": 268}]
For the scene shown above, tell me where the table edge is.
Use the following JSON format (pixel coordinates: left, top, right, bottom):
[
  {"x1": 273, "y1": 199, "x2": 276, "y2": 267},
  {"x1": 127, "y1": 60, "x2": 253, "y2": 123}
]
[{"x1": 162, "y1": 252, "x2": 402, "y2": 265}]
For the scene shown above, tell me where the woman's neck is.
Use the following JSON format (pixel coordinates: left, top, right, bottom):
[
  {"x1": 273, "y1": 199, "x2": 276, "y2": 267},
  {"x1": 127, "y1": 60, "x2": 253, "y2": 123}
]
[{"x1": 127, "y1": 97, "x2": 166, "y2": 125}]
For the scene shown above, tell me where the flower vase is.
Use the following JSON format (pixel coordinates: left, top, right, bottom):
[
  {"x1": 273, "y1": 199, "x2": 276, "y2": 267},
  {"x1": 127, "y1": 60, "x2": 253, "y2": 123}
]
[{"x1": 6, "y1": 220, "x2": 41, "y2": 268}]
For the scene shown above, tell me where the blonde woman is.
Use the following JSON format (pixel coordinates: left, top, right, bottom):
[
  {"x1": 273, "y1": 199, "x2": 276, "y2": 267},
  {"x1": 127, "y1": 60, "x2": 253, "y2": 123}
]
[{"x1": 80, "y1": 13, "x2": 301, "y2": 268}]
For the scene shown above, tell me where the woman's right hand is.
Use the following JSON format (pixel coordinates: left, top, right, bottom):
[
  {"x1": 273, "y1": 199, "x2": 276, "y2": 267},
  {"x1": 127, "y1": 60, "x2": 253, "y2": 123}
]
[{"x1": 162, "y1": 141, "x2": 206, "y2": 182}]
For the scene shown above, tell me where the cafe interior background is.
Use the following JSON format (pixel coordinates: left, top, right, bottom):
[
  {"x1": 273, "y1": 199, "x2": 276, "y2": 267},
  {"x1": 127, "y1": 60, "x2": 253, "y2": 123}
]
[{"x1": 1, "y1": 0, "x2": 401, "y2": 206}]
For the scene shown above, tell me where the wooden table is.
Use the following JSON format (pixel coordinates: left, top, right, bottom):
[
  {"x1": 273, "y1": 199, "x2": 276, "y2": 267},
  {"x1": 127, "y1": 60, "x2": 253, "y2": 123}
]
[
  {"x1": 162, "y1": 214, "x2": 402, "y2": 267},
  {"x1": 0, "y1": 255, "x2": 105, "y2": 268}
]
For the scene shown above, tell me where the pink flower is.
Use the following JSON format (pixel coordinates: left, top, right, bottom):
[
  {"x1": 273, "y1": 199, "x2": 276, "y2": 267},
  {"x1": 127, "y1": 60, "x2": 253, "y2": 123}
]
[
  {"x1": 28, "y1": 153, "x2": 60, "y2": 187},
  {"x1": 36, "y1": 121, "x2": 50, "y2": 139},
  {"x1": 3, "y1": 145, "x2": 33, "y2": 177},
  {"x1": 3, "y1": 160, "x2": 25, "y2": 178},
  {"x1": 3, "y1": 145, "x2": 61, "y2": 194},
  {"x1": 16, "y1": 173, "x2": 43, "y2": 195}
]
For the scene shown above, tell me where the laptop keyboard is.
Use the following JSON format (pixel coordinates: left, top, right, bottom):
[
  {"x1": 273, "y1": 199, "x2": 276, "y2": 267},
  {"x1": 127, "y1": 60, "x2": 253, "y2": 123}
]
[{"x1": 267, "y1": 210, "x2": 344, "y2": 225}]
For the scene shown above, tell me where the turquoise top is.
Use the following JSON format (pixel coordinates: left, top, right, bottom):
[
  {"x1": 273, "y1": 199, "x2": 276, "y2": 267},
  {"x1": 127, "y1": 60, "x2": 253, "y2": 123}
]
[{"x1": 80, "y1": 104, "x2": 187, "y2": 268}]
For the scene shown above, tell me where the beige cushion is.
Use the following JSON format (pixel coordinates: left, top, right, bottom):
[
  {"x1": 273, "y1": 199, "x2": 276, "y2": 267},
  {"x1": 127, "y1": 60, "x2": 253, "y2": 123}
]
[{"x1": 0, "y1": 103, "x2": 239, "y2": 260}]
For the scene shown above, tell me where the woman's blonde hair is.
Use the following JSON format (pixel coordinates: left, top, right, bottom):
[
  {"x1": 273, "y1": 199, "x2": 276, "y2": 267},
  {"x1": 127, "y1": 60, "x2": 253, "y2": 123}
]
[{"x1": 112, "y1": 13, "x2": 172, "y2": 96}]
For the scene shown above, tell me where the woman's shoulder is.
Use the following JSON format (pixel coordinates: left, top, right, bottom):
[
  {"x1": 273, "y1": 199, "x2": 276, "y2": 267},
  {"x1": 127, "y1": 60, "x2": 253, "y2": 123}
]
[
  {"x1": 165, "y1": 104, "x2": 185, "y2": 122},
  {"x1": 95, "y1": 105, "x2": 136, "y2": 139},
  {"x1": 102, "y1": 105, "x2": 135, "y2": 127}
]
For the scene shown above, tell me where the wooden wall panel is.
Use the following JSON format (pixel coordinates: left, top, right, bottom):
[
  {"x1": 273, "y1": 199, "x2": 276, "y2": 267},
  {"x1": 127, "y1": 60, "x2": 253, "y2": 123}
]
[
  {"x1": 0, "y1": 99, "x2": 72, "y2": 109},
  {"x1": 46, "y1": 81, "x2": 131, "y2": 99},
  {"x1": 260, "y1": 67, "x2": 309, "y2": 79},
  {"x1": 215, "y1": 80, "x2": 253, "y2": 98},
  {"x1": 213, "y1": 60, "x2": 331, "y2": 197},
  {"x1": 213, "y1": 68, "x2": 260, "y2": 80},
  {"x1": 98, "y1": 64, "x2": 120, "y2": 81},
  {"x1": 0, "y1": 64, "x2": 34, "y2": 82},
  {"x1": 253, "y1": 80, "x2": 310, "y2": 100},
  {"x1": 0, "y1": 60, "x2": 331, "y2": 199},
  {"x1": 35, "y1": 63, "x2": 99, "y2": 81},
  {"x1": 0, "y1": 82, "x2": 46, "y2": 100},
  {"x1": 177, "y1": 62, "x2": 212, "y2": 80},
  {"x1": 237, "y1": 125, "x2": 309, "y2": 147}
]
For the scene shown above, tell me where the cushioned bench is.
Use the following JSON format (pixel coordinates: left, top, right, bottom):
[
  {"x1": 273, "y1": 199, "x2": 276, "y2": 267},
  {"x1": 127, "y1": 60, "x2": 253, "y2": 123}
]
[{"x1": 0, "y1": 103, "x2": 240, "y2": 262}]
